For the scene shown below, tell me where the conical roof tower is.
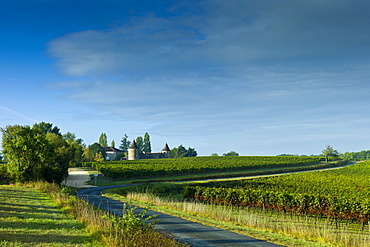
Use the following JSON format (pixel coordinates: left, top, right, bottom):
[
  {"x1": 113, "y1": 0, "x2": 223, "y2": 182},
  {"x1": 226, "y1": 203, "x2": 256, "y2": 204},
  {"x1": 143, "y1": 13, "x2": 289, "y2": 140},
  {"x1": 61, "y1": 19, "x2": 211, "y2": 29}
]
[
  {"x1": 129, "y1": 140, "x2": 139, "y2": 149},
  {"x1": 162, "y1": 143, "x2": 170, "y2": 152},
  {"x1": 161, "y1": 143, "x2": 171, "y2": 158}
]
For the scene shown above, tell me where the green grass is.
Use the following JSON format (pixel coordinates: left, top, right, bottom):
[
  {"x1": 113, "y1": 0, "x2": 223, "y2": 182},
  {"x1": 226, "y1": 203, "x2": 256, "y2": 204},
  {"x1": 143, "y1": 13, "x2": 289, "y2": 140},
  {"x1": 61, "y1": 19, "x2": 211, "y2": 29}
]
[{"x1": 0, "y1": 185, "x2": 97, "y2": 247}]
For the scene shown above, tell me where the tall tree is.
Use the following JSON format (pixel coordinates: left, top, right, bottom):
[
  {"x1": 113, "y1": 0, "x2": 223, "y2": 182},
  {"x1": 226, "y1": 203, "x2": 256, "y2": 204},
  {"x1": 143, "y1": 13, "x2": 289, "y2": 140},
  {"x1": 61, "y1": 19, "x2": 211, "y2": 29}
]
[
  {"x1": 111, "y1": 140, "x2": 115, "y2": 148},
  {"x1": 143, "y1": 132, "x2": 152, "y2": 153},
  {"x1": 322, "y1": 145, "x2": 339, "y2": 162},
  {"x1": 99, "y1": 133, "x2": 108, "y2": 147},
  {"x1": 119, "y1": 134, "x2": 131, "y2": 153},
  {"x1": 135, "y1": 136, "x2": 144, "y2": 153}
]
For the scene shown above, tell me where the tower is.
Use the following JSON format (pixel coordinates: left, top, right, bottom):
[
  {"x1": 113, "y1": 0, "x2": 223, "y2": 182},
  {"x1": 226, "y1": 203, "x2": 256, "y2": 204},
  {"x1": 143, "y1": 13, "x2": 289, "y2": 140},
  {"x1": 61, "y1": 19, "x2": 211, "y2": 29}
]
[
  {"x1": 128, "y1": 140, "x2": 140, "y2": 160},
  {"x1": 161, "y1": 143, "x2": 171, "y2": 158}
]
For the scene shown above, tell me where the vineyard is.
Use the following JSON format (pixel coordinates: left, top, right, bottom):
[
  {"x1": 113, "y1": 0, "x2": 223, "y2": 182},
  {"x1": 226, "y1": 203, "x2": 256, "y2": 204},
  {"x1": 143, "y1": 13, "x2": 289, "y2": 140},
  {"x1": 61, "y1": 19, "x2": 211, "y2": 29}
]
[
  {"x1": 81, "y1": 156, "x2": 324, "y2": 179},
  {"x1": 184, "y1": 161, "x2": 370, "y2": 227}
]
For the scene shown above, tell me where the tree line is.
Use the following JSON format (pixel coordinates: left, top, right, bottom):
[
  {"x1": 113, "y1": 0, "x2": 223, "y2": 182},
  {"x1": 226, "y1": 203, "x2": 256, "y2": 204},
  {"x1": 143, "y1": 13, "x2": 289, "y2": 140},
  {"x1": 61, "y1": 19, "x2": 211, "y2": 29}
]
[
  {"x1": 93, "y1": 132, "x2": 197, "y2": 160},
  {"x1": 340, "y1": 150, "x2": 370, "y2": 160},
  {"x1": 0, "y1": 122, "x2": 197, "y2": 183}
]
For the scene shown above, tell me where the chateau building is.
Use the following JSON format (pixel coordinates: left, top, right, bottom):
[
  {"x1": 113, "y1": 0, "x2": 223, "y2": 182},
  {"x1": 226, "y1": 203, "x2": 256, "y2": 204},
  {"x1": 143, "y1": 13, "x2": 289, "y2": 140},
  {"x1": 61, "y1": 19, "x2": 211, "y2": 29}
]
[
  {"x1": 102, "y1": 146, "x2": 124, "y2": 161},
  {"x1": 128, "y1": 140, "x2": 171, "y2": 160}
]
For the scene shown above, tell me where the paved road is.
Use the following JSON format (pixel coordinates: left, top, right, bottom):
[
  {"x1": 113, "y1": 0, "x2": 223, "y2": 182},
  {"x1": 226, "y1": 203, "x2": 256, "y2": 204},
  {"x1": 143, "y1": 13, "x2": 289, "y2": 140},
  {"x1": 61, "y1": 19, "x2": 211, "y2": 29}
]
[{"x1": 77, "y1": 185, "x2": 285, "y2": 247}]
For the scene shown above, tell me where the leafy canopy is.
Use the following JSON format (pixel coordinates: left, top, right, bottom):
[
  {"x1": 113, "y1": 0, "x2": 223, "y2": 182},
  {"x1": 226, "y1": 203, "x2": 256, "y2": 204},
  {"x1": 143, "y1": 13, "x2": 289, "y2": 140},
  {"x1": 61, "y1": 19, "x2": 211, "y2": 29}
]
[
  {"x1": 1, "y1": 123, "x2": 77, "y2": 183},
  {"x1": 171, "y1": 145, "x2": 197, "y2": 158}
]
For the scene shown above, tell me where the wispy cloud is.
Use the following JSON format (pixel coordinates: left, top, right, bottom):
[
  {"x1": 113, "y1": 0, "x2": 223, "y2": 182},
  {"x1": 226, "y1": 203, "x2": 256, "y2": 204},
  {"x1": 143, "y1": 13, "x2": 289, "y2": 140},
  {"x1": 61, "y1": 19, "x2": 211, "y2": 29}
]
[
  {"x1": 0, "y1": 106, "x2": 38, "y2": 124},
  {"x1": 48, "y1": 0, "x2": 370, "y2": 78}
]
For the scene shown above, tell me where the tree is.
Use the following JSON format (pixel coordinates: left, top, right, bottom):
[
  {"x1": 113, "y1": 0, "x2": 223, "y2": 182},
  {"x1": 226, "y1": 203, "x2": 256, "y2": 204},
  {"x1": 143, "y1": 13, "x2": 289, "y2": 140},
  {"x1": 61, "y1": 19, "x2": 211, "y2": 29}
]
[
  {"x1": 186, "y1": 147, "x2": 197, "y2": 157},
  {"x1": 89, "y1": 143, "x2": 106, "y2": 161},
  {"x1": 223, "y1": 151, "x2": 239, "y2": 156},
  {"x1": 171, "y1": 145, "x2": 197, "y2": 158},
  {"x1": 0, "y1": 123, "x2": 74, "y2": 183},
  {"x1": 176, "y1": 145, "x2": 188, "y2": 157},
  {"x1": 63, "y1": 132, "x2": 83, "y2": 145},
  {"x1": 34, "y1": 122, "x2": 61, "y2": 136},
  {"x1": 322, "y1": 145, "x2": 339, "y2": 162},
  {"x1": 211, "y1": 153, "x2": 219, "y2": 157},
  {"x1": 119, "y1": 134, "x2": 131, "y2": 153},
  {"x1": 143, "y1": 132, "x2": 152, "y2": 153},
  {"x1": 82, "y1": 145, "x2": 94, "y2": 162},
  {"x1": 44, "y1": 132, "x2": 75, "y2": 184},
  {"x1": 62, "y1": 132, "x2": 84, "y2": 163},
  {"x1": 1, "y1": 125, "x2": 51, "y2": 182},
  {"x1": 111, "y1": 140, "x2": 115, "y2": 148},
  {"x1": 136, "y1": 136, "x2": 144, "y2": 153},
  {"x1": 99, "y1": 133, "x2": 108, "y2": 147}
]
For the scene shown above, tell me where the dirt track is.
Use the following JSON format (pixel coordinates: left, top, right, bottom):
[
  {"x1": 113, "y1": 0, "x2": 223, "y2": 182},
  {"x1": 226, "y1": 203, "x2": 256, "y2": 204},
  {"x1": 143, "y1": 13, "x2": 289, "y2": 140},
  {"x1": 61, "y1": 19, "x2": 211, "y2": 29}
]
[{"x1": 63, "y1": 168, "x2": 95, "y2": 188}]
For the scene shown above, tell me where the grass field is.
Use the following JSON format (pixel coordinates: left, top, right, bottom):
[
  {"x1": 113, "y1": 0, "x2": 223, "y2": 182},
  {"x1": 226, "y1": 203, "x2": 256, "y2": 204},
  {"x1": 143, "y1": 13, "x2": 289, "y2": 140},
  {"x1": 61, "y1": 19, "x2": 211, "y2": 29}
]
[{"x1": 0, "y1": 185, "x2": 97, "y2": 247}]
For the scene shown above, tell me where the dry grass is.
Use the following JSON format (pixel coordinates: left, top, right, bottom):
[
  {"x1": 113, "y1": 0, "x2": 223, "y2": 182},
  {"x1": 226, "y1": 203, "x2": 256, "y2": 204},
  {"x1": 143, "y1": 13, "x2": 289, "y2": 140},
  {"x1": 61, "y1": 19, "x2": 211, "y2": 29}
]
[{"x1": 125, "y1": 191, "x2": 370, "y2": 247}]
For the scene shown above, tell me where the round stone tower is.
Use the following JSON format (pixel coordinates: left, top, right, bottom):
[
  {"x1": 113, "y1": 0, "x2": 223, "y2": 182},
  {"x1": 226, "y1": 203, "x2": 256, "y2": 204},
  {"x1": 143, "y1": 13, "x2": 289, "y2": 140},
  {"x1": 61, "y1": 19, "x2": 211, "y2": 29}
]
[{"x1": 128, "y1": 140, "x2": 140, "y2": 160}]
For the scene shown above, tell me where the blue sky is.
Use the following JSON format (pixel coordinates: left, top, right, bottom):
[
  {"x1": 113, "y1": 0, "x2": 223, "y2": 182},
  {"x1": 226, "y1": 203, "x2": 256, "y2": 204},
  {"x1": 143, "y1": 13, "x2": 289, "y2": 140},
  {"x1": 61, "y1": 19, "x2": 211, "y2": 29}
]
[{"x1": 1, "y1": 0, "x2": 370, "y2": 156}]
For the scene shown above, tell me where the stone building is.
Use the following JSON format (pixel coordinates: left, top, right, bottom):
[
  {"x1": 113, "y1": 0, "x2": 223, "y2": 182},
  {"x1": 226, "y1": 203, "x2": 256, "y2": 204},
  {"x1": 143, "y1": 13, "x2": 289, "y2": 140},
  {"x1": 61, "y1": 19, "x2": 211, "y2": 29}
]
[
  {"x1": 102, "y1": 146, "x2": 124, "y2": 161},
  {"x1": 128, "y1": 140, "x2": 170, "y2": 160}
]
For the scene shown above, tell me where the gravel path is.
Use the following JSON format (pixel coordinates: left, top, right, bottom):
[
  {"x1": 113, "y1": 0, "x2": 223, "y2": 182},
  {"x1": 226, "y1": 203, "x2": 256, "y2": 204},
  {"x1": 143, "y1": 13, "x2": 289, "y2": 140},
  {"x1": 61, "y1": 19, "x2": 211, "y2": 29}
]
[{"x1": 63, "y1": 168, "x2": 96, "y2": 188}]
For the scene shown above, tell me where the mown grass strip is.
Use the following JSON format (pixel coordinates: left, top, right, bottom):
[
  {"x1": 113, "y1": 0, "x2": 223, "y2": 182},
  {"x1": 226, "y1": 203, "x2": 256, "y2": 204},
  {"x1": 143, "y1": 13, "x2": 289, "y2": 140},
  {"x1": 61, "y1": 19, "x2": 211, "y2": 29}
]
[{"x1": 0, "y1": 185, "x2": 97, "y2": 247}]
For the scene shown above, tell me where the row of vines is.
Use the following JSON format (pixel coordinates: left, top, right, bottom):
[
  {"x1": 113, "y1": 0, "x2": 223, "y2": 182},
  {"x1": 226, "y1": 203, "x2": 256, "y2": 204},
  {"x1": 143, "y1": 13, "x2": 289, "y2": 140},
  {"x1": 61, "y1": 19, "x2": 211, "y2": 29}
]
[
  {"x1": 81, "y1": 156, "x2": 324, "y2": 179},
  {"x1": 184, "y1": 161, "x2": 370, "y2": 226}
]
